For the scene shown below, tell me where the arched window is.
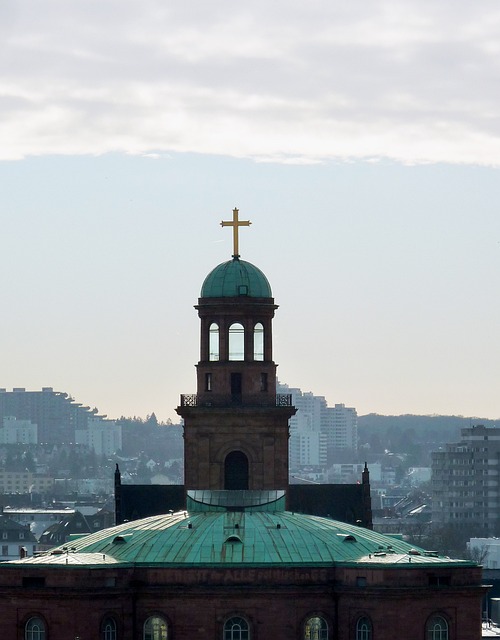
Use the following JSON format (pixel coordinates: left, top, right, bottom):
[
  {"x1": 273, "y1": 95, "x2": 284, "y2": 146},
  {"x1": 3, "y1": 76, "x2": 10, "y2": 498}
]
[
  {"x1": 426, "y1": 615, "x2": 448, "y2": 640},
  {"x1": 209, "y1": 323, "x2": 219, "y2": 361},
  {"x1": 253, "y1": 323, "x2": 264, "y2": 361},
  {"x1": 228, "y1": 323, "x2": 244, "y2": 360},
  {"x1": 224, "y1": 451, "x2": 249, "y2": 490},
  {"x1": 356, "y1": 616, "x2": 372, "y2": 640},
  {"x1": 102, "y1": 616, "x2": 117, "y2": 640},
  {"x1": 144, "y1": 615, "x2": 168, "y2": 640},
  {"x1": 223, "y1": 616, "x2": 250, "y2": 640},
  {"x1": 304, "y1": 616, "x2": 328, "y2": 640},
  {"x1": 25, "y1": 617, "x2": 46, "y2": 640}
]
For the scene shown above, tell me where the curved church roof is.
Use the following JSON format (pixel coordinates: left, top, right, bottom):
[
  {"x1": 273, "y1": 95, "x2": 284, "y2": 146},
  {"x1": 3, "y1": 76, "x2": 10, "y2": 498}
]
[
  {"x1": 15, "y1": 509, "x2": 470, "y2": 569},
  {"x1": 200, "y1": 258, "x2": 272, "y2": 299}
]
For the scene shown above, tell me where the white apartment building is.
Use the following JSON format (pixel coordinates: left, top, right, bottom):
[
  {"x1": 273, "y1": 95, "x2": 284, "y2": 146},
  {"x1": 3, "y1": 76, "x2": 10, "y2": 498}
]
[
  {"x1": 0, "y1": 416, "x2": 38, "y2": 444},
  {"x1": 277, "y1": 382, "x2": 357, "y2": 469},
  {"x1": 468, "y1": 537, "x2": 500, "y2": 569},
  {"x1": 322, "y1": 403, "x2": 358, "y2": 454},
  {"x1": 278, "y1": 383, "x2": 327, "y2": 469},
  {"x1": 75, "y1": 416, "x2": 122, "y2": 456}
]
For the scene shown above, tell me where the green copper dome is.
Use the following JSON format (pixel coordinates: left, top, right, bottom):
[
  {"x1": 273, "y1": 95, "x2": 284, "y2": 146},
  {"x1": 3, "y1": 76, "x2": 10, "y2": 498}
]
[
  {"x1": 201, "y1": 258, "x2": 272, "y2": 298},
  {"x1": 14, "y1": 509, "x2": 470, "y2": 569}
]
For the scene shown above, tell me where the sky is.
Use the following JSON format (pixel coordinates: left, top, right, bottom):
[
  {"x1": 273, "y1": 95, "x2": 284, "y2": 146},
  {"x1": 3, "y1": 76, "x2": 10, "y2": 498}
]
[{"x1": 1, "y1": 1, "x2": 500, "y2": 422}]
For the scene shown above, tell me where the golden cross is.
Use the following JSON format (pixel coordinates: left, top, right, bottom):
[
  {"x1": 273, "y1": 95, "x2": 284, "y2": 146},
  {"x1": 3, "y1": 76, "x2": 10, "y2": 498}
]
[{"x1": 220, "y1": 207, "x2": 251, "y2": 258}]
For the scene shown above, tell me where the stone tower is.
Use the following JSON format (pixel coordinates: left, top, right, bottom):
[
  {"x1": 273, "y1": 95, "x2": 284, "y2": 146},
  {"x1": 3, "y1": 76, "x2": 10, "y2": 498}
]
[{"x1": 177, "y1": 208, "x2": 296, "y2": 491}]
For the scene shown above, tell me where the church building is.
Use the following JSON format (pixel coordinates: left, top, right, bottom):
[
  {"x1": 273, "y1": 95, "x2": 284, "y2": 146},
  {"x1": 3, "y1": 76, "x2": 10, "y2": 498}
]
[{"x1": 0, "y1": 209, "x2": 487, "y2": 639}]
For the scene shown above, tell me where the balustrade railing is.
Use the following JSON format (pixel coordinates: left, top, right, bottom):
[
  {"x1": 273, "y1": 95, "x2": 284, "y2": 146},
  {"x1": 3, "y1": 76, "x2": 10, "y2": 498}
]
[{"x1": 180, "y1": 393, "x2": 292, "y2": 408}]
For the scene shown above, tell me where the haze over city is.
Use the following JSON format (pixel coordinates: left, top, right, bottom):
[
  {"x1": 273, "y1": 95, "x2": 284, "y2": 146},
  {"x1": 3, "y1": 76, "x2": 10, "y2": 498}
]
[{"x1": 1, "y1": 1, "x2": 499, "y2": 422}]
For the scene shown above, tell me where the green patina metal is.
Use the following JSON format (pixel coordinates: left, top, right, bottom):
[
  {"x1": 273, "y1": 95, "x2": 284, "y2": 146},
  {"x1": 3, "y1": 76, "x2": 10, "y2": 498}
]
[
  {"x1": 187, "y1": 490, "x2": 286, "y2": 512},
  {"x1": 17, "y1": 510, "x2": 474, "y2": 569},
  {"x1": 200, "y1": 258, "x2": 272, "y2": 298}
]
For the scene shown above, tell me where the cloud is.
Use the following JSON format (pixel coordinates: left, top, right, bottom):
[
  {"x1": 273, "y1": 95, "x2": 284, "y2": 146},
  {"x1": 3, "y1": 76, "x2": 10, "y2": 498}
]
[{"x1": 1, "y1": 0, "x2": 500, "y2": 164}]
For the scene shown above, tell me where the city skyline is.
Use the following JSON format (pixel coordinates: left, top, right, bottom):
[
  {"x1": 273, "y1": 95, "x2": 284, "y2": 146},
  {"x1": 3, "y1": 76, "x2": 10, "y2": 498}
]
[{"x1": 1, "y1": 2, "x2": 499, "y2": 422}]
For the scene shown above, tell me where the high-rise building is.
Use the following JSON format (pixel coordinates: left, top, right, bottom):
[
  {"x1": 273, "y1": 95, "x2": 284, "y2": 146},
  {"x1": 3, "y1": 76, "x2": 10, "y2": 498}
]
[
  {"x1": 432, "y1": 424, "x2": 500, "y2": 535},
  {"x1": 0, "y1": 387, "x2": 119, "y2": 450},
  {"x1": 75, "y1": 416, "x2": 122, "y2": 456},
  {"x1": 277, "y1": 383, "x2": 327, "y2": 468},
  {"x1": 323, "y1": 403, "x2": 358, "y2": 462},
  {"x1": 0, "y1": 416, "x2": 38, "y2": 444},
  {"x1": 277, "y1": 383, "x2": 357, "y2": 469}
]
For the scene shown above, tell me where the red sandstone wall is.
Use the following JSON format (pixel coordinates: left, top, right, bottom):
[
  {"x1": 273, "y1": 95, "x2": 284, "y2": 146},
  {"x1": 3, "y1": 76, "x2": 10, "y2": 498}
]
[{"x1": 0, "y1": 564, "x2": 486, "y2": 640}]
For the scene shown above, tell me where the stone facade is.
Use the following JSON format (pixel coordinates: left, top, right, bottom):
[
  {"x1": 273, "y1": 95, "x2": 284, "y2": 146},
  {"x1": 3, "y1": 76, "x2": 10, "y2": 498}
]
[{"x1": 0, "y1": 562, "x2": 486, "y2": 639}]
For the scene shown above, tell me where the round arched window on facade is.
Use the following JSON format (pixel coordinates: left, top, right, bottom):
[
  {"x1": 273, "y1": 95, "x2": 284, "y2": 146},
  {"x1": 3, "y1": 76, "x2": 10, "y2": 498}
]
[
  {"x1": 223, "y1": 616, "x2": 250, "y2": 640},
  {"x1": 143, "y1": 615, "x2": 168, "y2": 640},
  {"x1": 303, "y1": 615, "x2": 328, "y2": 640},
  {"x1": 356, "y1": 616, "x2": 372, "y2": 640},
  {"x1": 25, "y1": 616, "x2": 46, "y2": 640},
  {"x1": 426, "y1": 614, "x2": 448, "y2": 640},
  {"x1": 101, "y1": 616, "x2": 117, "y2": 640}
]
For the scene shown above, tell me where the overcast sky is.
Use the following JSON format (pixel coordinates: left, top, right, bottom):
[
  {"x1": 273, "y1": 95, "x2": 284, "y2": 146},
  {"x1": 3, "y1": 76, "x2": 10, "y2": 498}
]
[{"x1": 1, "y1": 1, "x2": 499, "y2": 421}]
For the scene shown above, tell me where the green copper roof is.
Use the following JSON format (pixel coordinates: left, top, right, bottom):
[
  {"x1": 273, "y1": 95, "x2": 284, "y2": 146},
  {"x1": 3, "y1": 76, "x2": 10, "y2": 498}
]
[
  {"x1": 15, "y1": 511, "x2": 473, "y2": 569},
  {"x1": 201, "y1": 258, "x2": 272, "y2": 298},
  {"x1": 187, "y1": 490, "x2": 286, "y2": 512}
]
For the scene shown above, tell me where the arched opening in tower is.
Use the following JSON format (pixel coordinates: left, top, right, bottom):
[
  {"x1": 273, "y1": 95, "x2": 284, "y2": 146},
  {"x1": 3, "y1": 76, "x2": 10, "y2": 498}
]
[{"x1": 224, "y1": 451, "x2": 249, "y2": 490}]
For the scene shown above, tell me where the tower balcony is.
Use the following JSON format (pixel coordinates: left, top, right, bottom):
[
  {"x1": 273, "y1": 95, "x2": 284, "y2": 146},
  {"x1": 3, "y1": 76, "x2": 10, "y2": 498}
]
[{"x1": 179, "y1": 393, "x2": 293, "y2": 408}]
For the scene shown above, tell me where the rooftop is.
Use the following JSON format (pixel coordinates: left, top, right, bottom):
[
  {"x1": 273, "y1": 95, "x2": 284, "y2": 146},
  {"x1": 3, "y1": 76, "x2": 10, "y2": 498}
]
[
  {"x1": 200, "y1": 258, "x2": 272, "y2": 298},
  {"x1": 10, "y1": 509, "x2": 473, "y2": 569}
]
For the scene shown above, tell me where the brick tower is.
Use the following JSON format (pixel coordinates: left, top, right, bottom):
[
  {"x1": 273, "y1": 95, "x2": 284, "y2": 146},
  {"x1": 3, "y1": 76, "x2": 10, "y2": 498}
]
[{"x1": 177, "y1": 208, "x2": 296, "y2": 491}]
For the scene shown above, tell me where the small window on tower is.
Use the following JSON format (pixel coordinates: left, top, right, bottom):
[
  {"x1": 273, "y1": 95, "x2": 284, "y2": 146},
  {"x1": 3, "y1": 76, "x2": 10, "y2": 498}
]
[
  {"x1": 260, "y1": 373, "x2": 268, "y2": 392},
  {"x1": 209, "y1": 323, "x2": 219, "y2": 361},
  {"x1": 205, "y1": 373, "x2": 212, "y2": 392}
]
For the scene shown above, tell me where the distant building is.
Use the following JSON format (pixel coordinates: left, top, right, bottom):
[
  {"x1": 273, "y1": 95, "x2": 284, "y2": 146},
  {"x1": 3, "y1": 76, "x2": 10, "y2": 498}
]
[
  {"x1": 0, "y1": 387, "x2": 110, "y2": 445},
  {"x1": 0, "y1": 514, "x2": 37, "y2": 560},
  {"x1": 328, "y1": 462, "x2": 382, "y2": 484},
  {"x1": 0, "y1": 415, "x2": 37, "y2": 444},
  {"x1": 432, "y1": 425, "x2": 500, "y2": 534},
  {"x1": 75, "y1": 415, "x2": 122, "y2": 455},
  {"x1": 0, "y1": 471, "x2": 54, "y2": 495},
  {"x1": 73, "y1": 478, "x2": 114, "y2": 495},
  {"x1": 324, "y1": 403, "x2": 358, "y2": 455},
  {"x1": 469, "y1": 538, "x2": 500, "y2": 570},
  {"x1": 278, "y1": 384, "x2": 327, "y2": 468},
  {"x1": 38, "y1": 509, "x2": 115, "y2": 550},
  {"x1": 3, "y1": 507, "x2": 76, "y2": 541},
  {"x1": 407, "y1": 466, "x2": 432, "y2": 486},
  {"x1": 277, "y1": 384, "x2": 357, "y2": 469}
]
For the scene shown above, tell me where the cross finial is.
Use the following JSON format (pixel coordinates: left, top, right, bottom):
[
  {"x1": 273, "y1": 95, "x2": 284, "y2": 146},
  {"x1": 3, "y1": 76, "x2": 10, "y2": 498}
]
[{"x1": 220, "y1": 207, "x2": 251, "y2": 258}]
